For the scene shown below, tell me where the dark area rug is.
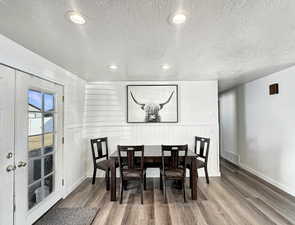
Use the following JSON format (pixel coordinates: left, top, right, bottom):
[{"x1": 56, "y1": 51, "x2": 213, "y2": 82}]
[{"x1": 34, "y1": 208, "x2": 98, "y2": 225}]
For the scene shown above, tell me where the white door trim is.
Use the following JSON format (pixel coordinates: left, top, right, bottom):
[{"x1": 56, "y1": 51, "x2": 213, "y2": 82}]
[{"x1": 0, "y1": 63, "x2": 65, "y2": 87}]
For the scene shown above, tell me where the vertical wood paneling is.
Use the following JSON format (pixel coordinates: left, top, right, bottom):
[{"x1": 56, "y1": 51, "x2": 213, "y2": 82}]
[{"x1": 84, "y1": 81, "x2": 220, "y2": 177}]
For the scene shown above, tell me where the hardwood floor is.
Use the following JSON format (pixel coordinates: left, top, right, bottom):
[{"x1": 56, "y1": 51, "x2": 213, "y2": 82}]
[{"x1": 54, "y1": 160, "x2": 295, "y2": 225}]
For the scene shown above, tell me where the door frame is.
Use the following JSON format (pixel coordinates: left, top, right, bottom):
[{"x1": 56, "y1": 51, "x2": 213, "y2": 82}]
[{"x1": 0, "y1": 63, "x2": 65, "y2": 225}]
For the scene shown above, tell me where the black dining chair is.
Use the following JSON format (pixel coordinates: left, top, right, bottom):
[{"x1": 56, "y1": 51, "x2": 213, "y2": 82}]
[
  {"x1": 187, "y1": 136, "x2": 210, "y2": 185},
  {"x1": 90, "y1": 137, "x2": 115, "y2": 190},
  {"x1": 117, "y1": 145, "x2": 146, "y2": 204},
  {"x1": 160, "y1": 145, "x2": 188, "y2": 203}
]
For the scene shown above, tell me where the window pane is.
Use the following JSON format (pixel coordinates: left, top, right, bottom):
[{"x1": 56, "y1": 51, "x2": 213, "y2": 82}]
[
  {"x1": 28, "y1": 90, "x2": 42, "y2": 111},
  {"x1": 44, "y1": 114, "x2": 53, "y2": 133},
  {"x1": 44, "y1": 93, "x2": 54, "y2": 112},
  {"x1": 44, "y1": 175, "x2": 54, "y2": 198},
  {"x1": 28, "y1": 181, "x2": 41, "y2": 209},
  {"x1": 28, "y1": 135, "x2": 42, "y2": 151},
  {"x1": 29, "y1": 149, "x2": 41, "y2": 158},
  {"x1": 44, "y1": 133, "x2": 53, "y2": 147},
  {"x1": 44, "y1": 154, "x2": 53, "y2": 175},
  {"x1": 44, "y1": 146, "x2": 53, "y2": 154},
  {"x1": 29, "y1": 113, "x2": 42, "y2": 135},
  {"x1": 28, "y1": 159, "x2": 41, "y2": 184}
]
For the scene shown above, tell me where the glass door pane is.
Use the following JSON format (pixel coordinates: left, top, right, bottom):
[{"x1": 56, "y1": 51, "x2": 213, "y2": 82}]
[{"x1": 27, "y1": 90, "x2": 55, "y2": 210}]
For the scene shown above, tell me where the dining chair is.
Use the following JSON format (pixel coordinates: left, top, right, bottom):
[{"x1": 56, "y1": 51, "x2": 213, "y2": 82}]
[
  {"x1": 160, "y1": 145, "x2": 188, "y2": 203},
  {"x1": 187, "y1": 136, "x2": 210, "y2": 184},
  {"x1": 90, "y1": 137, "x2": 114, "y2": 190},
  {"x1": 117, "y1": 145, "x2": 146, "y2": 204}
]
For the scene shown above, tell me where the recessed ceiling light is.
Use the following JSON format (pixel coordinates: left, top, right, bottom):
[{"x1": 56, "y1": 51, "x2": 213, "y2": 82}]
[
  {"x1": 161, "y1": 64, "x2": 171, "y2": 70},
  {"x1": 172, "y1": 13, "x2": 186, "y2": 24},
  {"x1": 169, "y1": 11, "x2": 187, "y2": 25},
  {"x1": 67, "y1": 11, "x2": 86, "y2": 24},
  {"x1": 108, "y1": 64, "x2": 118, "y2": 71}
]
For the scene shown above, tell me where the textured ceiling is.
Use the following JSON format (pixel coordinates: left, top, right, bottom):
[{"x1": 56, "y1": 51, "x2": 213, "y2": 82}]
[{"x1": 0, "y1": 0, "x2": 295, "y2": 91}]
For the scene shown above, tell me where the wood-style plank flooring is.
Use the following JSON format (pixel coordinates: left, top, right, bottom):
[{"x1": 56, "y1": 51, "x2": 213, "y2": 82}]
[{"x1": 53, "y1": 160, "x2": 295, "y2": 225}]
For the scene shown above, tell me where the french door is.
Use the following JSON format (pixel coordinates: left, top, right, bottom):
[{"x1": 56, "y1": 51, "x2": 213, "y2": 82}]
[
  {"x1": 0, "y1": 64, "x2": 64, "y2": 225},
  {"x1": 0, "y1": 65, "x2": 15, "y2": 225}
]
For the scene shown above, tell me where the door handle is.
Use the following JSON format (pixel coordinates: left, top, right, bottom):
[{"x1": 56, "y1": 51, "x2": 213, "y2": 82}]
[
  {"x1": 17, "y1": 161, "x2": 27, "y2": 168},
  {"x1": 6, "y1": 165, "x2": 16, "y2": 172},
  {"x1": 6, "y1": 152, "x2": 13, "y2": 159}
]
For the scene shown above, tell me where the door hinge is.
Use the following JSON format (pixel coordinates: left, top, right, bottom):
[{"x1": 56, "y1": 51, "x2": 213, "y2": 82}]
[
  {"x1": 13, "y1": 204, "x2": 16, "y2": 212},
  {"x1": 62, "y1": 96, "x2": 64, "y2": 102},
  {"x1": 62, "y1": 179, "x2": 65, "y2": 186},
  {"x1": 62, "y1": 137, "x2": 64, "y2": 144}
]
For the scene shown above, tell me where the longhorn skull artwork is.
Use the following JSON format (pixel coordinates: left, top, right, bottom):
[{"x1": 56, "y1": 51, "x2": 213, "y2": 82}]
[{"x1": 130, "y1": 91, "x2": 175, "y2": 122}]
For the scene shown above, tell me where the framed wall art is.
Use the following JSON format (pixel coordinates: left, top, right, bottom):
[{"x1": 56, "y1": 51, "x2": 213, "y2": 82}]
[{"x1": 127, "y1": 85, "x2": 178, "y2": 123}]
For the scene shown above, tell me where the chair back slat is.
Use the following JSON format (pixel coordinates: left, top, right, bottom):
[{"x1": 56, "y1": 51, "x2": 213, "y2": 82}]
[
  {"x1": 161, "y1": 145, "x2": 188, "y2": 176},
  {"x1": 90, "y1": 137, "x2": 109, "y2": 166},
  {"x1": 127, "y1": 151, "x2": 135, "y2": 169},
  {"x1": 199, "y1": 141, "x2": 205, "y2": 157},
  {"x1": 171, "y1": 150, "x2": 179, "y2": 168},
  {"x1": 195, "y1": 136, "x2": 210, "y2": 161}
]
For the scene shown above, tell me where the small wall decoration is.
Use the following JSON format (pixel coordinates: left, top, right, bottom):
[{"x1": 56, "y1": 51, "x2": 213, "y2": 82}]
[
  {"x1": 127, "y1": 85, "x2": 178, "y2": 123},
  {"x1": 269, "y1": 83, "x2": 279, "y2": 95}
]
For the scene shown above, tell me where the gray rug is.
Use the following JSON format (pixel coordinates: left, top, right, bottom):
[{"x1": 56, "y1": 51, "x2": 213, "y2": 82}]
[{"x1": 35, "y1": 208, "x2": 98, "y2": 225}]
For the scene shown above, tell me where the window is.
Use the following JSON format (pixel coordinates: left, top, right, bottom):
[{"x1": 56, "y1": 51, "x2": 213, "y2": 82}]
[{"x1": 28, "y1": 90, "x2": 55, "y2": 209}]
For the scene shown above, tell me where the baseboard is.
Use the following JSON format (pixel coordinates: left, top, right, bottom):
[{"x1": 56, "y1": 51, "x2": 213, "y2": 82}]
[
  {"x1": 221, "y1": 150, "x2": 239, "y2": 165},
  {"x1": 238, "y1": 162, "x2": 295, "y2": 197},
  {"x1": 222, "y1": 157, "x2": 239, "y2": 168},
  {"x1": 63, "y1": 176, "x2": 87, "y2": 198}
]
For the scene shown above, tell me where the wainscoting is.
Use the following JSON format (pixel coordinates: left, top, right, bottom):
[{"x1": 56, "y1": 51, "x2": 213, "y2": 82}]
[{"x1": 83, "y1": 81, "x2": 220, "y2": 177}]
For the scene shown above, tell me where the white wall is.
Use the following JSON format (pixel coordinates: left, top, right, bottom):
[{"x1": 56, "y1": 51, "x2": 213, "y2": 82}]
[
  {"x1": 219, "y1": 66, "x2": 295, "y2": 196},
  {"x1": 0, "y1": 34, "x2": 86, "y2": 196},
  {"x1": 219, "y1": 90, "x2": 239, "y2": 164},
  {"x1": 84, "y1": 81, "x2": 220, "y2": 177}
]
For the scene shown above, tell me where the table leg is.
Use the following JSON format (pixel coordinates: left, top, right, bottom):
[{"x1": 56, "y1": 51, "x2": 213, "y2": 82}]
[
  {"x1": 191, "y1": 157, "x2": 198, "y2": 200},
  {"x1": 110, "y1": 159, "x2": 117, "y2": 201}
]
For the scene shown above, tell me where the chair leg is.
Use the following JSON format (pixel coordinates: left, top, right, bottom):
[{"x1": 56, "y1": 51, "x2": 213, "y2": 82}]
[
  {"x1": 144, "y1": 173, "x2": 147, "y2": 190},
  {"x1": 140, "y1": 179, "x2": 144, "y2": 204},
  {"x1": 204, "y1": 166, "x2": 209, "y2": 184},
  {"x1": 163, "y1": 179, "x2": 167, "y2": 203},
  {"x1": 160, "y1": 173, "x2": 163, "y2": 191},
  {"x1": 120, "y1": 181, "x2": 124, "y2": 204},
  {"x1": 123, "y1": 181, "x2": 128, "y2": 190},
  {"x1": 92, "y1": 169, "x2": 97, "y2": 185},
  {"x1": 189, "y1": 169, "x2": 192, "y2": 189},
  {"x1": 105, "y1": 169, "x2": 110, "y2": 191},
  {"x1": 183, "y1": 180, "x2": 186, "y2": 203}
]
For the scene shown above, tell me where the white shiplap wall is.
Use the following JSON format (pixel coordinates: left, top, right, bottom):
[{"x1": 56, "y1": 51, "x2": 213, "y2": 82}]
[{"x1": 84, "y1": 81, "x2": 220, "y2": 177}]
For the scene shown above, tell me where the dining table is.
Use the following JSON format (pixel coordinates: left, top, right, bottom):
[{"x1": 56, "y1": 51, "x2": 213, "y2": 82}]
[{"x1": 109, "y1": 145, "x2": 199, "y2": 201}]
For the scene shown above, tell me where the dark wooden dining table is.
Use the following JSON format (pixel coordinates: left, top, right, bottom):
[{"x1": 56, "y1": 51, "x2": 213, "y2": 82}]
[{"x1": 109, "y1": 145, "x2": 198, "y2": 201}]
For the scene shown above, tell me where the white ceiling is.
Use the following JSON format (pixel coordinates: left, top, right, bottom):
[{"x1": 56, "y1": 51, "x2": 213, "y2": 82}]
[{"x1": 0, "y1": 0, "x2": 295, "y2": 91}]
